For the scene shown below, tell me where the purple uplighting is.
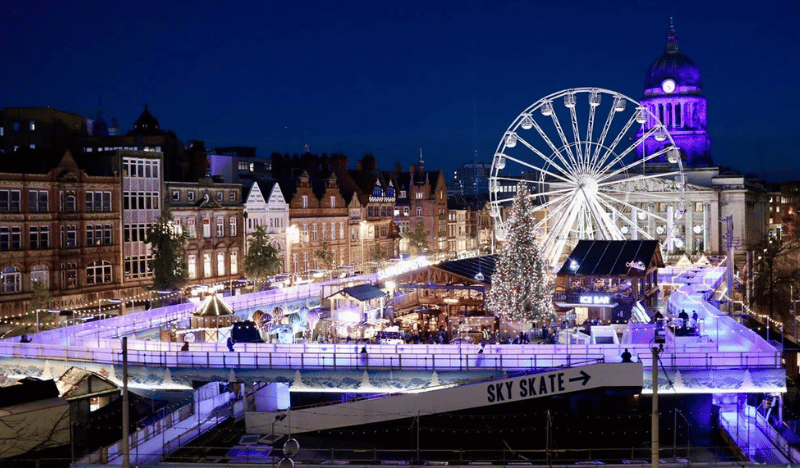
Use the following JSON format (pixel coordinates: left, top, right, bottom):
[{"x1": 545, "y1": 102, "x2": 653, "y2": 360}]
[{"x1": 637, "y1": 21, "x2": 713, "y2": 168}]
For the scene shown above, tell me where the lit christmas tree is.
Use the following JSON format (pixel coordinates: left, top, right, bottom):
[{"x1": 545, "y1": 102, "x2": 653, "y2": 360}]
[{"x1": 487, "y1": 183, "x2": 556, "y2": 323}]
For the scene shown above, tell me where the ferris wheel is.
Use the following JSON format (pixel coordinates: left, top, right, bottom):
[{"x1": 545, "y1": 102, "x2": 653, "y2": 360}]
[{"x1": 489, "y1": 88, "x2": 686, "y2": 267}]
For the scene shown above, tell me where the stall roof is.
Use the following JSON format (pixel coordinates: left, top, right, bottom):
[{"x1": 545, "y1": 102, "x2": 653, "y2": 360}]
[
  {"x1": 331, "y1": 284, "x2": 387, "y2": 302},
  {"x1": 557, "y1": 240, "x2": 663, "y2": 277},
  {"x1": 194, "y1": 293, "x2": 235, "y2": 317},
  {"x1": 434, "y1": 255, "x2": 497, "y2": 285}
]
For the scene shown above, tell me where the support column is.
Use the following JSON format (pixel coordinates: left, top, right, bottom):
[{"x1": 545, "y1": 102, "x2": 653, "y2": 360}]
[
  {"x1": 685, "y1": 203, "x2": 694, "y2": 253},
  {"x1": 703, "y1": 203, "x2": 710, "y2": 253},
  {"x1": 255, "y1": 382, "x2": 290, "y2": 413}
]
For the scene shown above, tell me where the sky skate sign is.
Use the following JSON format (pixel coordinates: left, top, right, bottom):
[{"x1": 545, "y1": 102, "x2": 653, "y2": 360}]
[{"x1": 481, "y1": 362, "x2": 642, "y2": 404}]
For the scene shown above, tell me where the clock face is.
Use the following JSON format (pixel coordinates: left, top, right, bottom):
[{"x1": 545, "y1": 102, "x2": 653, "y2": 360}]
[{"x1": 662, "y1": 78, "x2": 676, "y2": 94}]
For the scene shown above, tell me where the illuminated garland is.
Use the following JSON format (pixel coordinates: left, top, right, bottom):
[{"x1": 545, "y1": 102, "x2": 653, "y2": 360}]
[
  {"x1": 0, "y1": 277, "x2": 242, "y2": 328},
  {"x1": 486, "y1": 184, "x2": 555, "y2": 323}
]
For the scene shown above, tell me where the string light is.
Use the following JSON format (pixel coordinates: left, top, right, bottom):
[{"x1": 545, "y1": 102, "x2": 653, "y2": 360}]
[{"x1": 486, "y1": 183, "x2": 555, "y2": 323}]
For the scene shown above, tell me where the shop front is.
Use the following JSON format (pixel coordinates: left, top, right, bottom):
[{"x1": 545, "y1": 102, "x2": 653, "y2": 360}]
[{"x1": 555, "y1": 240, "x2": 664, "y2": 325}]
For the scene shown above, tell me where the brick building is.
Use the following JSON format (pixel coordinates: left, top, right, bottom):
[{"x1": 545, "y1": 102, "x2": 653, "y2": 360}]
[{"x1": 0, "y1": 150, "x2": 122, "y2": 317}]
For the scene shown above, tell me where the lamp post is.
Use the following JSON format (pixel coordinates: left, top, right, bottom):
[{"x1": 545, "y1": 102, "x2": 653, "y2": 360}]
[{"x1": 271, "y1": 413, "x2": 287, "y2": 468}]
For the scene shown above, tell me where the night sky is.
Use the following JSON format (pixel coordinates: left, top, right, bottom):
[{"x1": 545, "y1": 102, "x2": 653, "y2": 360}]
[{"x1": 2, "y1": 1, "x2": 798, "y2": 182}]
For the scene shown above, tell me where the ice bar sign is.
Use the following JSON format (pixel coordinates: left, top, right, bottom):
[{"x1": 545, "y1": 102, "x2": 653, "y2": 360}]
[{"x1": 579, "y1": 295, "x2": 611, "y2": 305}]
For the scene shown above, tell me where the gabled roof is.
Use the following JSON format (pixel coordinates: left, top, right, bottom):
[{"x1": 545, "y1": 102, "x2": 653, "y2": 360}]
[
  {"x1": 329, "y1": 284, "x2": 387, "y2": 302},
  {"x1": 56, "y1": 367, "x2": 118, "y2": 400},
  {"x1": 557, "y1": 240, "x2": 664, "y2": 277}
]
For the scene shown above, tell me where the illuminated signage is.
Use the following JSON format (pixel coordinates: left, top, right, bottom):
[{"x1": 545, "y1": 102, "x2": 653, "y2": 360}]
[
  {"x1": 626, "y1": 260, "x2": 646, "y2": 271},
  {"x1": 579, "y1": 295, "x2": 611, "y2": 305}
]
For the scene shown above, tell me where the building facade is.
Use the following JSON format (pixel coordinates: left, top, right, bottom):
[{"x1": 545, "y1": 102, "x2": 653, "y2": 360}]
[
  {"x1": 166, "y1": 179, "x2": 244, "y2": 286},
  {"x1": 0, "y1": 150, "x2": 122, "y2": 317}
]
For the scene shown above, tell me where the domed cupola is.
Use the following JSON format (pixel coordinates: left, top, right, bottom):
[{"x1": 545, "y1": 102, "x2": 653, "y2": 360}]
[
  {"x1": 636, "y1": 20, "x2": 713, "y2": 168},
  {"x1": 643, "y1": 20, "x2": 703, "y2": 96},
  {"x1": 130, "y1": 104, "x2": 163, "y2": 136}
]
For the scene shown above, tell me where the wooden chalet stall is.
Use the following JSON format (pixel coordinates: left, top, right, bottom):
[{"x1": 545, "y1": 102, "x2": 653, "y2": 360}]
[
  {"x1": 325, "y1": 284, "x2": 388, "y2": 340},
  {"x1": 555, "y1": 240, "x2": 664, "y2": 325},
  {"x1": 389, "y1": 256, "x2": 496, "y2": 338}
]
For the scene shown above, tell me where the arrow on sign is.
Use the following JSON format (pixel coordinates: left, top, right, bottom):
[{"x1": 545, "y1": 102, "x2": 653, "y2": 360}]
[{"x1": 569, "y1": 370, "x2": 591, "y2": 386}]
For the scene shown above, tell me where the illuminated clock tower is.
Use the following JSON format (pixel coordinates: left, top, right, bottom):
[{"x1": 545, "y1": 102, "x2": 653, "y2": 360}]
[{"x1": 636, "y1": 20, "x2": 713, "y2": 167}]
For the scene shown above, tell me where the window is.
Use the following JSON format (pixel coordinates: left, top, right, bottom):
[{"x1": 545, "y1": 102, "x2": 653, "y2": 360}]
[
  {"x1": 330, "y1": 196, "x2": 336, "y2": 208},
  {"x1": 694, "y1": 202, "x2": 703, "y2": 212},
  {"x1": 404, "y1": 207, "x2": 409, "y2": 216},
  {"x1": 203, "y1": 253, "x2": 211, "y2": 277},
  {"x1": 217, "y1": 191, "x2": 223, "y2": 201},
  {"x1": 330, "y1": 222, "x2": 336, "y2": 240},
  {"x1": 400, "y1": 190, "x2": 407, "y2": 198},
  {"x1": 29, "y1": 120, "x2": 35, "y2": 131},
  {"x1": 29, "y1": 226, "x2": 49, "y2": 249},
  {"x1": 340, "y1": 222, "x2": 345, "y2": 239},
  {"x1": 302, "y1": 224, "x2": 308, "y2": 242},
  {"x1": 230, "y1": 251, "x2": 238, "y2": 275},
  {"x1": 312, "y1": 223, "x2": 318, "y2": 242},
  {"x1": 416, "y1": 192, "x2": 423, "y2": 199},
  {"x1": 62, "y1": 262, "x2": 78, "y2": 288},
  {"x1": 186, "y1": 218, "x2": 196, "y2": 238},
  {"x1": 188, "y1": 191, "x2": 195, "y2": 202},
  {"x1": 203, "y1": 218, "x2": 211, "y2": 238},
  {"x1": 387, "y1": 187, "x2": 394, "y2": 197},
  {"x1": 1, "y1": 266, "x2": 21, "y2": 294},
  {"x1": 87, "y1": 191, "x2": 112, "y2": 212},
  {"x1": 0, "y1": 190, "x2": 21, "y2": 213},
  {"x1": 351, "y1": 227, "x2": 358, "y2": 241},
  {"x1": 417, "y1": 207, "x2": 423, "y2": 217},
  {"x1": 172, "y1": 191, "x2": 180, "y2": 201},
  {"x1": 216, "y1": 217, "x2": 224, "y2": 236},
  {"x1": 188, "y1": 254, "x2": 196, "y2": 279},
  {"x1": 86, "y1": 260, "x2": 112, "y2": 285},
  {"x1": 104, "y1": 224, "x2": 112, "y2": 245},
  {"x1": 30, "y1": 265, "x2": 49, "y2": 289},
  {"x1": 322, "y1": 223, "x2": 327, "y2": 241},
  {"x1": 372, "y1": 185, "x2": 382, "y2": 197},
  {"x1": 61, "y1": 191, "x2": 76, "y2": 212},
  {"x1": 230, "y1": 217, "x2": 237, "y2": 237},
  {"x1": 302, "y1": 195, "x2": 308, "y2": 208},
  {"x1": 217, "y1": 252, "x2": 225, "y2": 276},
  {"x1": 230, "y1": 191, "x2": 236, "y2": 201},
  {"x1": 60, "y1": 225, "x2": 77, "y2": 248},
  {"x1": 0, "y1": 227, "x2": 10, "y2": 250}
]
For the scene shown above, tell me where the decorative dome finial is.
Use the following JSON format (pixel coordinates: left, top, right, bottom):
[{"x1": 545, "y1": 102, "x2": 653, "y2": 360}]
[{"x1": 666, "y1": 18, "x2": 679, "y2": 53}]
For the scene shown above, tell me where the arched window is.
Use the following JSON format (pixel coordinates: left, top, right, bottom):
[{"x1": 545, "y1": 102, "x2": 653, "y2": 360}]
[
  {"x1": 1, "y1": 266, "x2": 21, "y2": 293},
  {"x1": 86, "y1": 260, "x2": 112, "y2": 285},
  {"x1": 30, "y1": 264, "x2": 50, "y2": 289}
]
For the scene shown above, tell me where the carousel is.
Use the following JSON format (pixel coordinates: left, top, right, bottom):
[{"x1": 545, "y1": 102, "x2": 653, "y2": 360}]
[
  {"x1": 161, "y1": 293, "x2": 237, "y2": 345},
  {"x1": 251, "y1": 306, "x2": 320, "y2": 343}
]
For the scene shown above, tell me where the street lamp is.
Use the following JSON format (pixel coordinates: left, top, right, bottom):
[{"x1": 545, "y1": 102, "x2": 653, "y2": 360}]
[{"x1": 272, "y1": 413, "x2": 287, "y2": 468}]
